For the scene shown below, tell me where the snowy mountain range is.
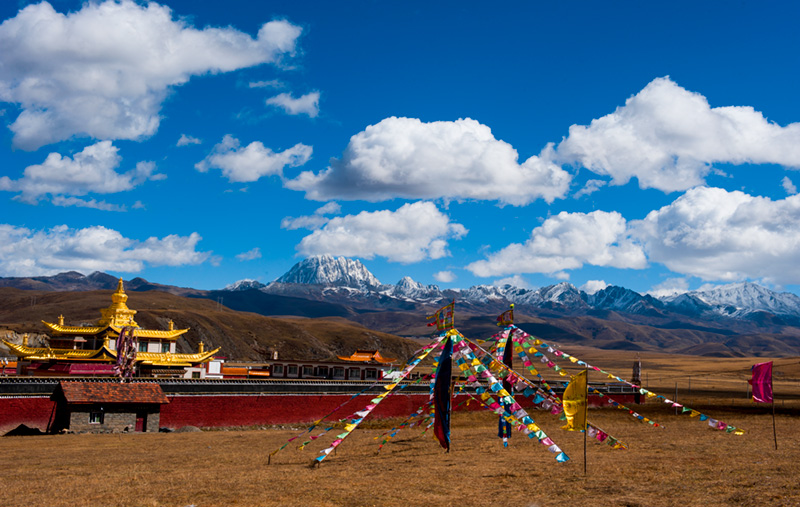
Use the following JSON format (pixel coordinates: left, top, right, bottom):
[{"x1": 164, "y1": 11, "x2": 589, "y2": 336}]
[{"x1": 225, "y1": 255, "x2": 800, "y2": 323}]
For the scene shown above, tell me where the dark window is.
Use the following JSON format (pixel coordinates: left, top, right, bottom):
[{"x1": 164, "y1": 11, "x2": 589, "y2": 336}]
[
  {"x1": 272, "y1": 364, "x2": 284, "y2": 375},
  {"x1": 138, "y1": 342, "x2": 147, "y2": 352},
  {"x1": 364, "y1": 369, "x2": 378, "y2": 380},
  {"x1": 348, "y1": 367, "x2": 361, "y2": 380},
  {"x1": 161, "y1": 343, "x2": 170, "y2": 353},
  {"x1": 302, "y1": 366, "x2": 314, "y2": 377},
  {"x1": 287, "y1": 365, "x2": 298, "y2": 376},
  {"x1": 89, "y1": 412, "x2": 104, "y2": 424},
  {"x1": 191, "y1": 371, "x2": 201, "y2": 379},
  {"x1": 333, "y1": 367, "x2": 345, "y2": 378}
]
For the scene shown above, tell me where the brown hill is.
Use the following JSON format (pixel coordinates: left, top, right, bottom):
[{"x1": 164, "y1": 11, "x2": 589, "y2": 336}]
[{"x1": 0, "y1": 288, "x2": 420, "y2": 362}]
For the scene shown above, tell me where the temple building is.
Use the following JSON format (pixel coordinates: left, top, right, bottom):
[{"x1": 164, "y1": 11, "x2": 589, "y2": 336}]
[{"x1": 2, "y1": 279, "x2": 219, "y2": 378}]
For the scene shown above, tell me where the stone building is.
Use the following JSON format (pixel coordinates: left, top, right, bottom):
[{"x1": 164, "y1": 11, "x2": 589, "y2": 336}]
[{"x1": 49, "y1": 381, "x2": 169, "y2": 433}]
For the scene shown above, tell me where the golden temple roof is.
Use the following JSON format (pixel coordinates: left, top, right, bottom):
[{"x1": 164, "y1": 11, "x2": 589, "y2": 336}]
[
  {"x1": 42, "y1": 278, "x2": 188, "y2": 341},
  {"x1": 2, "y1": 339, "x2": 219, "y2": 366}
]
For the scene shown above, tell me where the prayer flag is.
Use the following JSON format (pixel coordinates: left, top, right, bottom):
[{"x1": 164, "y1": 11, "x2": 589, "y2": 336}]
[
  {"x1": 749, "y1": 361, "x2": 773, "y2": 403},
  {"x1": 562, "y1": 370, "x2": 588, "y2": 431},
  {"x1": 427, "y1": 301, "x2": 456, "y2": 331},
  {"x1": 496, "y1": 305, "x2": 514, "y2": 327}
]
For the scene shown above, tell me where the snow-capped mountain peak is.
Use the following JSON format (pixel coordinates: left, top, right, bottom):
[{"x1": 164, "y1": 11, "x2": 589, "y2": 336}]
[
  {"x1": 224, "y1": 279, "x2": 266, "y2": 291},
  {"x1": 391, "y1": 276, "x2": 442, "y2": 301},
  {"x1": 274, "y1": 255, "x2": 381, "y2": 288},
  {"x1": 691, "y1": 282, "x2": 800, "y2": 316}
]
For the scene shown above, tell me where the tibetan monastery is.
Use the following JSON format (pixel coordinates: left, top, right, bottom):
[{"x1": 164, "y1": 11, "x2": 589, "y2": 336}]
[{"x1": 2, "y1": 279, "x2": 219, "y2": 378}]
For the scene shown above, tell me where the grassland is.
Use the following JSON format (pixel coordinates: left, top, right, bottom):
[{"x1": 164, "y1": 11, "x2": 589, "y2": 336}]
[{"x1": 3, "y1": 405, "x2": 799, "y2": 507}]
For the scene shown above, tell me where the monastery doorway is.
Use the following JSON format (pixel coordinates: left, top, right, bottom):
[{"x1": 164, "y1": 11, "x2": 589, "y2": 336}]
[{"x1": 135, "y1": 412, "x2": 147, "y2": 432}]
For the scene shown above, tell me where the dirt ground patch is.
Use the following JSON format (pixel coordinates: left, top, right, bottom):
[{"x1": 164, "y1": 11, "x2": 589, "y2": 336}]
[{"x1": 2, "y1": 407, "x2": 799, "y2": 507}]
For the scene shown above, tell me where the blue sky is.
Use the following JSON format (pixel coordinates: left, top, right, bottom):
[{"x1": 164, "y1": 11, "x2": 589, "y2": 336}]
[{"x1": 1, "y1": 0, "x2": 800, "y2": 296}]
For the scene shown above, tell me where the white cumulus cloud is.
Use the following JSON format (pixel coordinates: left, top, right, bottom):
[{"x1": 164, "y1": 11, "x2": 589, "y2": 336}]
[
  {"x1": 434, "y1": 271, "x2": 456, "y2": 283},
  {"x1": 466, "y1": 210, "x2": 646, "y2": 278},
  {"x1": 297, "y1": 201, "x2": 467, "y2": 263},
  {"x1": 286, "y1": 117, "x2": 571, "y2": 205},
  {"x1": 266, "y1": 91, "x2": 320, "y2": 117},
  {"x1": 0, "y1": 141, "x2": 162, "y2": 204},
  {"x1": 493, "y1": 274, "x2": 532, "y2": 289},
  {"x1": 782, "y1": 176, "x2": 797, "y2": 195},
  {"x1": 647, "y1": 277, "x2": 690, "y2": 298},
  {"x1": 580, "y1": 280, "x2": 608, "y2": 295},
  {"x1": 556, "y1": 77, "x2": 800, "y2": 192},
  {"x1": 0, "y1": 1, "x2": 302, "y2": 149},
  {"x1": 632, "y1": 186, "x2": 800, "y2": 284},
  {"x1": 281, "y1": 202, "x2": 341, "y2": 230},
  {"x1": 177, "y1": 134, "x2": 202, "y2": 147},
  {"x1": 195, "y1": 134, "x2": 312, "y2": 183},
  {"x1": 236, "y1": 247, "x2": 262, "y2": 261},
  {"x1": 0, "y1": 224, "x2": 209, "y2": 276}
]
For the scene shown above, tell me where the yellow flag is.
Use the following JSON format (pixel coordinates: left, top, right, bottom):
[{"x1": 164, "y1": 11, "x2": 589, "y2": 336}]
[{"x1": 562, "y1": 370, "x2": 588, "y2": 431}]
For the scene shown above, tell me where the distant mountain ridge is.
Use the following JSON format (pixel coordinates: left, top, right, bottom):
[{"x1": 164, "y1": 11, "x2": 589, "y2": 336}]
[
  {"x1": 5, "y1": 257, "x2": 800, "y2": 357},
  {"x1": 238, "y1": 256, "x2": 800, "y2": 323}
]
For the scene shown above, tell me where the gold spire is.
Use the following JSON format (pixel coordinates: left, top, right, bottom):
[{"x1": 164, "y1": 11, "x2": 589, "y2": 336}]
[
  {"x1": 97, "y1": 278, "x2": 138, "y2": 328},
  {"x1": 58, "y1": 314, "x2": 64, "y2": 326}
]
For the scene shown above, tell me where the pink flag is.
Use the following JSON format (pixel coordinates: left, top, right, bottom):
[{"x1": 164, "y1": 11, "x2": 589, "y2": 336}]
[{"x1": 749, "y1": 361, "x2": 773, "y2": 403}]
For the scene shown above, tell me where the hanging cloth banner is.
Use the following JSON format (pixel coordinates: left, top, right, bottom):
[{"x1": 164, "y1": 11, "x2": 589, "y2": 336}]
[
  {"x1": 496, "y1": 304, "x2": 514, "y2": 327},
  {"x1": 749, "y1": 361, "x2": 773, "y2": 403},
  {"x1": 315, "y1": 333, "x2": 448, "y2": 464},
  {"x1": 508, "y1": 325, "x2": 744, "y2": 435},
  {"x1": 562, "y1": 370, "x2": 588, "y2": 431},
  {"x1": 433, "y1": 337, "x2": 453, "y2": 451},
  {"x1": 427, "y1": 301, "x2": 456, "y2": 331}
]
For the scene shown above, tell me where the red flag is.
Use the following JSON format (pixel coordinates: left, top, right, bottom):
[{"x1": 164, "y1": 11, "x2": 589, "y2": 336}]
[
  {"x1": 427, "y1": 301, "x2": 455, "y2": 331},
  {"x1": 749, "y1": 361, "x2": 773, "y2": 403}
]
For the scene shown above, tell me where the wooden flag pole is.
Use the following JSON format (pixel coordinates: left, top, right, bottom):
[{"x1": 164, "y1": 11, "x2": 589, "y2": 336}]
[
  {"x1": 772, "y1": 368, "x2": 778, "y2": 451},
  {"x1": 584, "y1": 366, "x2": 588, "y2": 476}
]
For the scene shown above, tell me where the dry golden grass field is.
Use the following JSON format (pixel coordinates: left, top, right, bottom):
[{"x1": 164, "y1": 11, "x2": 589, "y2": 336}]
[{"x1": 3, "y1": 406, "x2": 799, "y2": 507}]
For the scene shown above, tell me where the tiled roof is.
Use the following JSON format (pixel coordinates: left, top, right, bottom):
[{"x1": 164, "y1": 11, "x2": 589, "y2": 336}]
[
  {"x1": 336, "y1": 349, "x2": 397, "y2": 364},
  {"x1": 56, "y1": 381, "x2": 169, "y2": 404}
]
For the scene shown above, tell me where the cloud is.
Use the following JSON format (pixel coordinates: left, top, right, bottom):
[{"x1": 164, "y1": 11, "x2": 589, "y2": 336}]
[
  {"x1": 782, "y1": 176, "x2": 797, "y2": 195},
  {"x1": 249, "y1": 79, "x2": 285, "y2": 89},
  {"x1": 647, "y1": 277, "x2": 690, "y2": 298},
  {"x1": 281, "y1": 202, "x2": 341, "y2": 230},
  {"x1": 51, "y1": 196, "x2": 125, "y2": 212},
  {"x1": 573, "y1": 179, "x2": 607, "y2": 199},
  {"x1": 297, "y1": 201, "x2": 467, "y2": 263},
  {"x1": 0, "y1": 224, "x2": 209, "y2": 276},
  {"x1": 286, "y1": 117, "x2": 571, "y2": 205},
  {"x1": 0, "y1": 1, "x2": 302, "y2": 149},
  {"x1": 0, "y1": 141, "x2": 162, "y2": 204},
  {"x1": 580, "y1": 280, "x2": 608, "y2": 295},
  {"x1": 434, "y1": 271, "x2": 456, "y2": 283},
  {"x1": 632, "y1": 186, "x2": 800, "y2": 283},
  {"x1": 493, "y1": 274, "x2": 532, "y2": 289},
  {"x1": 266, "y1": 91, "x2": 320, "y2": 117},
  {"x1": 236, "y1": 248, "x2": 262, "y2": 261},
  {"x1": 195, "y1": 134, "x2": 312, "y2": 182},
  {"x1": 177, "y1": 134, "x2": 202, "y2": 147},
  {"x1": 556, "y1": 77, "x2": 800, "y2": 192},
  {"x1": 466, "y1": 210, "x2": 647, "y2": 277}
]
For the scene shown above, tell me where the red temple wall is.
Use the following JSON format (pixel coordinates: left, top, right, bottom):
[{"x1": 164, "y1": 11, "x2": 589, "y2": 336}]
[{"x1": 0, "y1": 392, "x2": 633, "y2": 432}]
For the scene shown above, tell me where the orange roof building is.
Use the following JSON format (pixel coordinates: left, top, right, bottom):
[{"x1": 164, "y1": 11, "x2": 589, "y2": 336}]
[{"x1": 336, "y1": 349, "x2": 397, "y2": 364}]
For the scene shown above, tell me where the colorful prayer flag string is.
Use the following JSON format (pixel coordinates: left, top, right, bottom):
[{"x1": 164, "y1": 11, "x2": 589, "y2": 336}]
[{"x1": 509, "y1": 326, "x2": 744, "y2": 435}]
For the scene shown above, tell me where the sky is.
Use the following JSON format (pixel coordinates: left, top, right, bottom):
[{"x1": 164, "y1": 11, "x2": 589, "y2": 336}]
[{"x1": 1, "y1": 0, "x2": 800, "y2": 296}]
